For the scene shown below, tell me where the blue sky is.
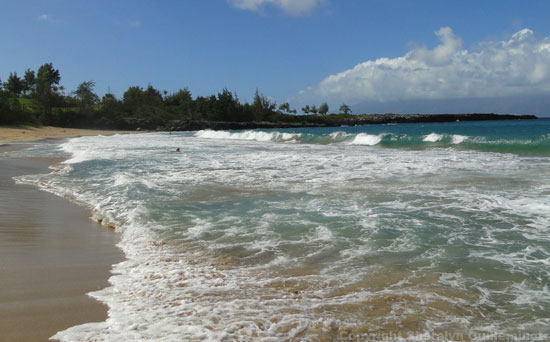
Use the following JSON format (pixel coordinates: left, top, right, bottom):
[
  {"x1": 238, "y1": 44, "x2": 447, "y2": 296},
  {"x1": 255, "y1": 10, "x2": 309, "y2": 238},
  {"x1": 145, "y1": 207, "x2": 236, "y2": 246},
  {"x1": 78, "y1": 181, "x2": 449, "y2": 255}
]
[{"x1": 2, "y1": 0, "x2": 550, "y2": 115}]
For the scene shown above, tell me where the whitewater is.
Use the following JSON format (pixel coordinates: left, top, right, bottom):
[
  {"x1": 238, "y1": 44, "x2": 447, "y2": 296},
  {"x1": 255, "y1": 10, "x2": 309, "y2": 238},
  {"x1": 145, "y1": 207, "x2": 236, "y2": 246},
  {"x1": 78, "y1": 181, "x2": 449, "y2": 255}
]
[{"x1": 12, "y1": 119, "x2": 550, "y2": 341}]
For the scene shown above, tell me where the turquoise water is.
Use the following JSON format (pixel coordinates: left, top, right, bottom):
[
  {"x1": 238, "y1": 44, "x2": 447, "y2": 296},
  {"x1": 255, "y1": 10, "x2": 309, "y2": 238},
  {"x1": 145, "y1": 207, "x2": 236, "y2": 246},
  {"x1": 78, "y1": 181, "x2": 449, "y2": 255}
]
[
  {"x1": 258, "y1": 118, "x2": 550, "y2": 155},
  {"x1": 13, "y1": 119, "x2": 550, "y2": 341}
]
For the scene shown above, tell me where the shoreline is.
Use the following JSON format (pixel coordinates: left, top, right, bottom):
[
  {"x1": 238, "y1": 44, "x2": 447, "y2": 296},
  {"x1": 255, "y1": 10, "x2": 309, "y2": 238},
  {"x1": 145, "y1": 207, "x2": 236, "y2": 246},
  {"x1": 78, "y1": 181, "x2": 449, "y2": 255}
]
[
  {"x1": 0, "y1": 126, "x2": 136, "y2": 144},
  {"x1": 0, "y1": 114, "x2": 538, "y2": 139},
  {"x1": 0, "y1": 142, "x2": 124, "y2": 341}
]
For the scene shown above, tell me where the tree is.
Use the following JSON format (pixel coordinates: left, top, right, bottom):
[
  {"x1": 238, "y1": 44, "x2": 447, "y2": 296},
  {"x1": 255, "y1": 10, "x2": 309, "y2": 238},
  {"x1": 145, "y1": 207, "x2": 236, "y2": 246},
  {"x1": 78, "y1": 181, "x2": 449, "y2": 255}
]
[
  {"x1": 102, "y1": 93, "x2": 116, "y2": 102},
  {"x1": 302, "y1": 104, "x2": 311, "y2": 114},
  {"x1": 101, "y1": 93, "x2": 119, "y2": 111},
  {"x1": 0, "y1": 88, "x2": 17, "y2": 124},
  {"x1": 253, "y1": 88, "x2": 276, "y2": 111},
  {"x1": 36, "y1": 63, "x2": 61, "y2": 91},
  {"x1": 278, "y1": 102, "x2": 290, "y2": 113},
  {"x1": 252, "y1": 88, "x2": 276, "y2": 120},
  {"x1": 166, "y1": 88, "x2": 192, "y2": 106},
  {"x1": 23, "y1": 69, "x2": 36, "y2": 95},
  {"x1": 215, "y1": 88, "x2": 240, "y2": 121},
  {"x1": 1, "y1": 74, "x2": 27, "y2": 124},
  {"x1": 5, "y1": 72, "x2": 24, "y2": 96},
  {"x1": 319, "y1": 102, "x2": 329, "y2": 115},
  {"x1": 310, "y1": 104, "x2": 318, "y2": 114},
  {"x1": 122, "y1": 86, "x2": 144, "y2": 112},
  {"x1": 165, "y1": 88, "x2": 193, "y2": 119},
  {"x1": 97, "y1": 92, "x2": 125, "y2": 125},
  {"x1": 339, "y1": 103, "x2": 352, "y2": 114},
  {"x1": 122, "y1": 85, "x2": 167, "y2": 119},
  {"x1": 143, "y1": 85, "x2": 164, "y2": 107},
  {"x1": 35, "y1": 63, "x2": 61, "y2": 115},
  {"x1": 72, "y1": 81, "x2": 99, "y2": 109}
]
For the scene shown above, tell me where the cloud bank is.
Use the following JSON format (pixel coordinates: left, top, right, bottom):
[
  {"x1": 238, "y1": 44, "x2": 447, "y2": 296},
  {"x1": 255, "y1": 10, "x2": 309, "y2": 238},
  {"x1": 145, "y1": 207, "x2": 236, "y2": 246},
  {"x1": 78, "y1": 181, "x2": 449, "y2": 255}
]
[
  {"x1": 314, "y1": 28, "x2": 550, "y2": 103},
  {"x1": 229, "y1": 0, "x2": 323, "y2": 16}
]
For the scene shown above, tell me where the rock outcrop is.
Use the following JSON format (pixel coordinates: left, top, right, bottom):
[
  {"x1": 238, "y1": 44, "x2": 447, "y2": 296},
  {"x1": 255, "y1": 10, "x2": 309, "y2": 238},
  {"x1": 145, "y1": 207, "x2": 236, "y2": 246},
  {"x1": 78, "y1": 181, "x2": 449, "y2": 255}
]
[{"x1": 120, "y1": 113, "x2": 538, "y2": 131}]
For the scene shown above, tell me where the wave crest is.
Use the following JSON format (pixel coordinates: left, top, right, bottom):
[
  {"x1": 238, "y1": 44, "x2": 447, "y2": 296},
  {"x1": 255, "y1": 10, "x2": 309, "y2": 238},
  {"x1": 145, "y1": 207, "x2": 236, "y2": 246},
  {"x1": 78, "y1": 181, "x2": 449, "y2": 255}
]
[
  {"x1": 195, "y1": 130, "x2": 301, "y2": 142},
  {"x1": 191, "y1": 129, "x2": 549, "y2": 155},
  {"x1": 349, "y1": 133, "x2": 384, "y2": 146}
]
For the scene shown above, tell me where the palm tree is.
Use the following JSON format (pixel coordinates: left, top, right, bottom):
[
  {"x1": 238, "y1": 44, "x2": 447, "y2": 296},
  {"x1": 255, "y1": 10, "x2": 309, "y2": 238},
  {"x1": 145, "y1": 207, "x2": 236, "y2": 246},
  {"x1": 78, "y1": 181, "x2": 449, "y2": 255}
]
[
  {"x1": 339, "y1": 103, "x2": 351, "y2": 114},
  {"x1": 279, "y1": 102, "x2": 290, "y2": 113},
  {"x1": 310, "y1": 104, "x2": 318, "y2": 114}
]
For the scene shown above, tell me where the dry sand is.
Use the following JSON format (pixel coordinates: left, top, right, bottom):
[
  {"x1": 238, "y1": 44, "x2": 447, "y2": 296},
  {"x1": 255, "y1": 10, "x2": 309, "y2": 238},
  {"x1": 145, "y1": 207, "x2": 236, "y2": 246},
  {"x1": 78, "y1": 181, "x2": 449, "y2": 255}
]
[
  {"x1": 0, "y1": 125, "x2": 135, "y2": 143},
  {"x1": 0, "y1": 144, "x2": 124, "y2": 341}
]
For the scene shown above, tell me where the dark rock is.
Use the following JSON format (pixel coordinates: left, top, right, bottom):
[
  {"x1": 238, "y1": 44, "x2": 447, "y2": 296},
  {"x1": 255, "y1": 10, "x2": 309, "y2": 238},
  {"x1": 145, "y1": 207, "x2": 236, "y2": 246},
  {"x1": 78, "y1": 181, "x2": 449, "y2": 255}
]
[{"x1": 119, "y1": 114, "x2": 537, "y2": 132}]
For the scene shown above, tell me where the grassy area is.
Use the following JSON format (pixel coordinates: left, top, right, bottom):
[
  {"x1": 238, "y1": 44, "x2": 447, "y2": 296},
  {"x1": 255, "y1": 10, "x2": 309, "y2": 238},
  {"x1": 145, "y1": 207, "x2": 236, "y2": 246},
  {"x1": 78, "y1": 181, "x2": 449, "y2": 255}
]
[{"x1": 18, "y1": 97, "x2": 34, "y2": 110}]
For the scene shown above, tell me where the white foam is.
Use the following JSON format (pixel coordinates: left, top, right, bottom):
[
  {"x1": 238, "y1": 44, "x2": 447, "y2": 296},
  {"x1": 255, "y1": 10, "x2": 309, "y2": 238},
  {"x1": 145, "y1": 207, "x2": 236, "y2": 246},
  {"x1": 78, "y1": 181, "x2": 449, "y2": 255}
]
[
  {"x1": 451, "y1": 134, "x2": 468, "y2": 144},
  {"x1": 10, "y1": 130, "x2": 549, "y2": 342},
  {"x1": 113, "y1": 173, "x2": 133, "y2": 187},
  {"x1": 313, "y1": 225, "x2": 334, "y2": 241},
  {"x1": 328, "y1": 131, "x2": 352, "y2": 141},
  {"x1": 423, "y1": 133, "x2": 444, "y2": 142},
  {"x1": 194, "y1": 129, "x2": 300, "y2": 142},
  {"x1": 349, "y1": 133, "x2": 383, "y2": 145}
]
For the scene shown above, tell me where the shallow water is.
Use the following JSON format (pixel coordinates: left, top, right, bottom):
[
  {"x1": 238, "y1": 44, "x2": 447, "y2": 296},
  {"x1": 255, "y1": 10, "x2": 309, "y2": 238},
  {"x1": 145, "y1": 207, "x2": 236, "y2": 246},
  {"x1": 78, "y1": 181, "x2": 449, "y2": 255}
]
[{"x1": 13, "y1": 119, "x2": 550, "y2": 341}]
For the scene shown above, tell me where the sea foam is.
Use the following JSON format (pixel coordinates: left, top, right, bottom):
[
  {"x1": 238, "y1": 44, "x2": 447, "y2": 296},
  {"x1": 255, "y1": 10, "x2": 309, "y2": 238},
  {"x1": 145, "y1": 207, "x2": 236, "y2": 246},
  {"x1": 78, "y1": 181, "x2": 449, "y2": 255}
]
[
  {"x1": 423, "y1": 132, "x2": 444, "y2": 142},
  {"x1": 10, "y1": 126, "x2": 550, "y2": 341},
  {"x1": 451, "y1": 134, "x2": 468, "y2": 144},
  {"x1": 195, "y1": 129, "x2": 301, "y2": 142},
  {"x1": 349, "y1": 133, "x2": 383, "y2": 145}
]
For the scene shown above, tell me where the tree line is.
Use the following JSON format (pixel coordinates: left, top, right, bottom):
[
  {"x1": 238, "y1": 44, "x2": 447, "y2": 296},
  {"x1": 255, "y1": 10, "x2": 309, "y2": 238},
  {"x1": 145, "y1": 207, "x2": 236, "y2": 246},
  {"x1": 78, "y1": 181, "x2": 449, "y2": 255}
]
[
  {"x1": 298, "y1": 103, "x2": 351, "y2": 115},
  {"x1": 0, "y1": 63, "x2": 353, "y2": 128}
]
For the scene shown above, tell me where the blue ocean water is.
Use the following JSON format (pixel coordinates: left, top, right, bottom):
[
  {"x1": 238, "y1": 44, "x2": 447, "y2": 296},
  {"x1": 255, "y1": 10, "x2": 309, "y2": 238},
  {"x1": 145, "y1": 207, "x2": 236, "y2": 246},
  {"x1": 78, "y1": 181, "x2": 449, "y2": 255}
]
[
  {"x1": 257, "y1": 118, "x2": 550, "y2": 155},
  {"x1": 12, "y1": 119, "x2": 550, "y2": 341}
]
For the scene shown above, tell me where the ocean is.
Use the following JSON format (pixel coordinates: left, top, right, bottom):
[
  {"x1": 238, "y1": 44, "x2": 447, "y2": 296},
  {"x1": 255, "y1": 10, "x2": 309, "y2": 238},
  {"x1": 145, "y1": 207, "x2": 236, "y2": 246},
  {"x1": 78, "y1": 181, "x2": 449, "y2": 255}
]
[{"x1": 13, "y1": 119, "x2": 550, "y2": 341}]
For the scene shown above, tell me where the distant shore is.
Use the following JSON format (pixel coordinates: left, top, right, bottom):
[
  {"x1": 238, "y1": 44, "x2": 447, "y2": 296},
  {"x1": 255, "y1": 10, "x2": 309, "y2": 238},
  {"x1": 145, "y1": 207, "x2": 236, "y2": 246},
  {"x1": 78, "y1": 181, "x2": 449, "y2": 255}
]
[
  {"x1": 1, "y1": 114, "x2": 538, "y2": 138},
  {"x1": 119, "y1": 113, "x2": 539, "y2": 131},
  {"x1": 0, "y1": 126, "x2": 136, "y2": 144}
]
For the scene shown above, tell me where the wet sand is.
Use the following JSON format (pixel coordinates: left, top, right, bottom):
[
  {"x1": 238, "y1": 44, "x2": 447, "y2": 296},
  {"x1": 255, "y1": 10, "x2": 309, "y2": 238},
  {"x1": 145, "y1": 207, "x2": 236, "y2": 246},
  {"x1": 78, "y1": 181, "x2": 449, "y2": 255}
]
[{"x1": 0, "y1": 147, "x2": 124, "y2": 342}]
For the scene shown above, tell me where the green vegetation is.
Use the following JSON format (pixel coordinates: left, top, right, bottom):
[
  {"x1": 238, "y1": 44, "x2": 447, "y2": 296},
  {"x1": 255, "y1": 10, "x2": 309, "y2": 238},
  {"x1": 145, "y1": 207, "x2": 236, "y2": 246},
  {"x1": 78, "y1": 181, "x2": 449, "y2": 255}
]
[
  {"x1": 319, "y1": 102, "x2": 329, "y2": 115},
  {"x1": 339, "y1": 103, "x2": 352, "y2": 115},
  {"x1": 1, "y1": 64, "x2": 533, "y2": 130},
  {"x1": 1, "y1": 63, "x2": 356, "y2": 129}
]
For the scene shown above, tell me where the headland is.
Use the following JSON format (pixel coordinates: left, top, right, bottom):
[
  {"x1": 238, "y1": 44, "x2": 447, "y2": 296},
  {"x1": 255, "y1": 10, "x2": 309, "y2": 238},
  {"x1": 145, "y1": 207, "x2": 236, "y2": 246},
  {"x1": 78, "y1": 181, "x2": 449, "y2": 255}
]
[{"x1": 118, "y1": 113, "x2": 538, "y2": 131}]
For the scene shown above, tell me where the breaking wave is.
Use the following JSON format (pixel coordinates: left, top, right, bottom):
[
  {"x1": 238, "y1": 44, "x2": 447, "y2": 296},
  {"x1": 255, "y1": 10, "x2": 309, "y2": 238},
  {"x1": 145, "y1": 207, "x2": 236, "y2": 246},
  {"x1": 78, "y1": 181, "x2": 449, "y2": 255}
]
[{"x1": 195, "y1": 129, "x2": 550, "y2": 155}]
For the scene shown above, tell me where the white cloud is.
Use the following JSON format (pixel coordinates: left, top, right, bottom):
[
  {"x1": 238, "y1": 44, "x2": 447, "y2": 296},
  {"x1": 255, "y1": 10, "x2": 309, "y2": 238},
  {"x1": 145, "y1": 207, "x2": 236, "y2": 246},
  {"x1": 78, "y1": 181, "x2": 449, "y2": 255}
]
[
  {"x1": 38, "y1": 13, "x2": 62, "y2": 24},
  {"x1": 229, "y1": 0, "x2": 323, "y2": 16},
  {"x1": 38, "y1": 14, "x2": 52, "y2": 21},
  {"x1": 313, "y1": 27, "x2": 550, "y2": 103}
]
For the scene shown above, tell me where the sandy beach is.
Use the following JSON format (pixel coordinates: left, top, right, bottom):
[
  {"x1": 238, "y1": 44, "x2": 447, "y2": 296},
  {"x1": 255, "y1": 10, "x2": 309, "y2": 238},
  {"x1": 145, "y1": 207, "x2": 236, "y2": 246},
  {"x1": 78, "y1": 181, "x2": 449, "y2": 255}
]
[
  {"x1": 0, "y1": 126, "x2": 135, "y2": 144},
  {"x1": 0, "y1": 131, "x2": 128, "y2": 342}
]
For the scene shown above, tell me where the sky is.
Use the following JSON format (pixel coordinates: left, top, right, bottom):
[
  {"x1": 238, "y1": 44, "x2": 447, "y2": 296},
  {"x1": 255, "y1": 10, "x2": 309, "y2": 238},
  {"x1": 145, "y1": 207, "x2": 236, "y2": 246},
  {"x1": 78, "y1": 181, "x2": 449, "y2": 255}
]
[{"x1": 2, "y1": 0, "x2": 550, "y2": 116}]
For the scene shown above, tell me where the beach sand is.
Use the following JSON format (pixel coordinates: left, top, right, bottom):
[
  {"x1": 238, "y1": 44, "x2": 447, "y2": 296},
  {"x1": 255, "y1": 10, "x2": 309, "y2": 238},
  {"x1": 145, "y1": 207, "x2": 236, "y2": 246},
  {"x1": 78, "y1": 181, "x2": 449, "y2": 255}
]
[
  {"x1": 0, "y1": 125, "x2": 135, "y2": 144},
  {"x1": 0, "y1": 143, "x2": 124, "y2": 341}
]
